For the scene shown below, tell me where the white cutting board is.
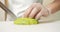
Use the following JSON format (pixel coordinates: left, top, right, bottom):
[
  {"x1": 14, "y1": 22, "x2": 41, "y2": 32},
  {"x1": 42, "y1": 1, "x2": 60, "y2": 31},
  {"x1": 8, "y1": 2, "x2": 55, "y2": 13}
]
[{"x1": 0, "y1": 21, "x2": 60, "y2": 32}]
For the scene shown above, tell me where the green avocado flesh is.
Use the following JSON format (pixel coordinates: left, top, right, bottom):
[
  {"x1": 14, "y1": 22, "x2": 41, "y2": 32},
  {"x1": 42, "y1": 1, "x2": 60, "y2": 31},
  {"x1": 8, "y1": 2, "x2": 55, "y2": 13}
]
[{"x1": 14, "y1": 18, "x2": 38, "y2": 25}]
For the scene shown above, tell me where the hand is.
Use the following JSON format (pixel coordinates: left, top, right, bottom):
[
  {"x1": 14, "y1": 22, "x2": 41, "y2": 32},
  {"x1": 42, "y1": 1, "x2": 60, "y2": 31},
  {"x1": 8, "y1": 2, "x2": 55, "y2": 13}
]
[{"x1": 23, "y1": 3, "x2": 51, "y2": 20}]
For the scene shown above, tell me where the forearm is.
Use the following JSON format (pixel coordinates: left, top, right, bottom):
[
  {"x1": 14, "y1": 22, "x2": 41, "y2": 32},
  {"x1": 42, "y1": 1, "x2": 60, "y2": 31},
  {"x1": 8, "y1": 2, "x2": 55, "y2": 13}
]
[{"x1": 46, "y1": 0, "x2": 60, "y2": 14}]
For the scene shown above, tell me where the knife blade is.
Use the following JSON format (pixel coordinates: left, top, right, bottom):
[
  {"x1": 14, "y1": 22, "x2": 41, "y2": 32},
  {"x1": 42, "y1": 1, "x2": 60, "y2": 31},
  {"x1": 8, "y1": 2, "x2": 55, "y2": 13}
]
[{"x1": 0, "y1": 1, "x2": 17, "y2": 19}]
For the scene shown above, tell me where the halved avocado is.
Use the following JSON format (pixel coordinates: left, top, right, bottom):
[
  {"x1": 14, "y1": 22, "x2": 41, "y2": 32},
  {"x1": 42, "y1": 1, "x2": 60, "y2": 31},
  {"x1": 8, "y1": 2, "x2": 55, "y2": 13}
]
[{"x1": 14, "y1": 18, "x2": 38, "y2": 25}]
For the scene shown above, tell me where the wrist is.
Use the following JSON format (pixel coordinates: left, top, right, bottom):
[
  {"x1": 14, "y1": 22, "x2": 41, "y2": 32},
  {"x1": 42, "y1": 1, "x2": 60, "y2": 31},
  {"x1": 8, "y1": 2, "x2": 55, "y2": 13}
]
[{"x1": 46, "y1": 1, "x2": 60, "y2": 14}]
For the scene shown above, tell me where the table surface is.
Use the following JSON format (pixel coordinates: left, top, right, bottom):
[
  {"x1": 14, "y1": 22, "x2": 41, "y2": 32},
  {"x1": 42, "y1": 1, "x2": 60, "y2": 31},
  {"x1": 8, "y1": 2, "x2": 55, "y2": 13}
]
[{"x1": 0, "y1": 21, "x2": 60, "y2": 32}]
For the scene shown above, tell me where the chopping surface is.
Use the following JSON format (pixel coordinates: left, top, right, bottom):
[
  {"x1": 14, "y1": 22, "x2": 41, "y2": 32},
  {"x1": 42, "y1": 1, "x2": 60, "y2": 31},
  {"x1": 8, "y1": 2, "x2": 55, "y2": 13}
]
[{"x1": 0, "y1": 21, "x2": 60, "y2": 32}]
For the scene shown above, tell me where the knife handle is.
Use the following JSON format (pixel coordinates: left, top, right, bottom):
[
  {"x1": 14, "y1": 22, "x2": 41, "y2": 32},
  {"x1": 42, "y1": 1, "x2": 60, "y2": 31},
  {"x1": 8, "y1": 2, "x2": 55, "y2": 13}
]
[{"x1": 5, "y1": 0, "x2": 8, "y2": 21}]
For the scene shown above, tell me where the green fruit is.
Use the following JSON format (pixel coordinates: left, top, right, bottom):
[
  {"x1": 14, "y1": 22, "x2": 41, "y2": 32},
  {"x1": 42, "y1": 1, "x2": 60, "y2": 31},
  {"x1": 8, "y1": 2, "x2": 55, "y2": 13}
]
[{"x1": 14, "y1": 18, "x2": 38, "y2": 25}]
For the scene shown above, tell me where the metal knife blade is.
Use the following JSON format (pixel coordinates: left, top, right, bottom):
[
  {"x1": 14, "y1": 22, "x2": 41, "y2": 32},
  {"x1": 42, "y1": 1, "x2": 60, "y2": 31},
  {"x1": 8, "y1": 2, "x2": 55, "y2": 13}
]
[{"x1": 0, "y1": 1, "x2": 17, "y2": 19}]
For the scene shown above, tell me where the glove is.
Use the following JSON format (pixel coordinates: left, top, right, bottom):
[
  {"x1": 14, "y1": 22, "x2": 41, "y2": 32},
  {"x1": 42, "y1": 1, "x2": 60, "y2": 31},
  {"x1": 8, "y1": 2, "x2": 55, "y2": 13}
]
[
  {"x1": 35, "y1": 5, "x2": 51, "y2": 20},
  {"x1": 23, "y1": 3, "x2": 51, "y2": 20}
]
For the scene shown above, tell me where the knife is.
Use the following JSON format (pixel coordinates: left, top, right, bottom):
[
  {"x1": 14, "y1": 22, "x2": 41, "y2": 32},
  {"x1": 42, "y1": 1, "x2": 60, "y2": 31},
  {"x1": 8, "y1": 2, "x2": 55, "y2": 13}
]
[{"x1": 0, "y1": 1, "x2": 17, "y2": 19}]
